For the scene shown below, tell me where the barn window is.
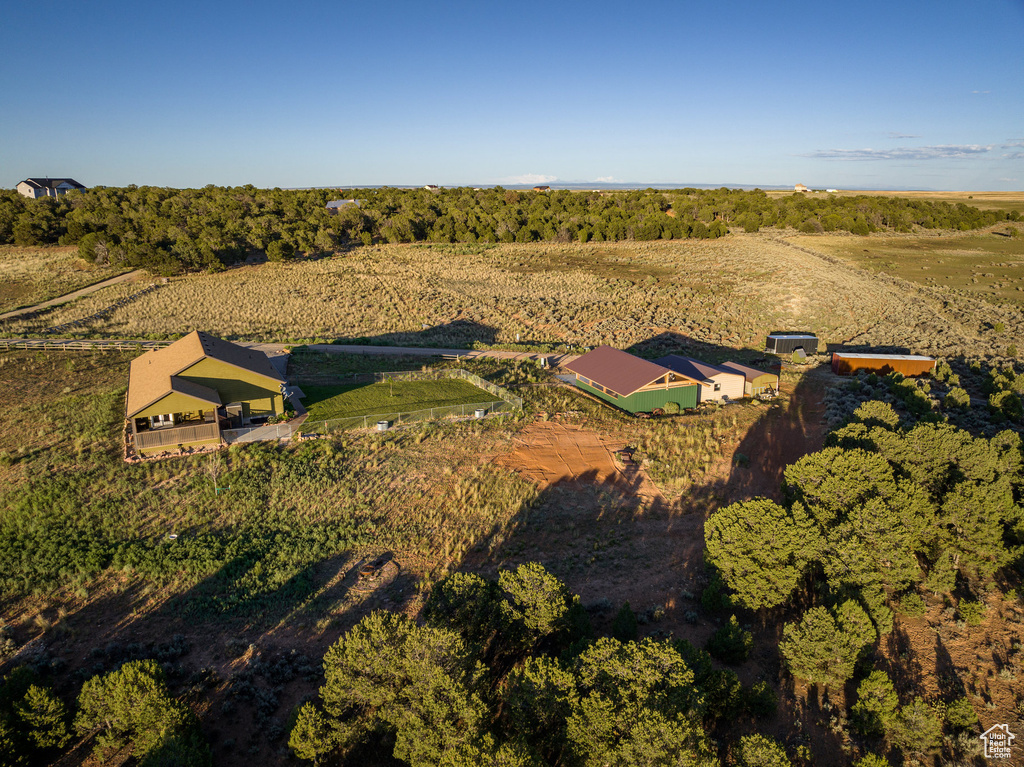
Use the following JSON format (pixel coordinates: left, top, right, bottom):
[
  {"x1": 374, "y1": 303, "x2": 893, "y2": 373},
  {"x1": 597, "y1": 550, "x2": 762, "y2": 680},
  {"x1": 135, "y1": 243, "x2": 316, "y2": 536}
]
[{"x1": 714, "y1": 383, "x2": 721, "y2": 392}]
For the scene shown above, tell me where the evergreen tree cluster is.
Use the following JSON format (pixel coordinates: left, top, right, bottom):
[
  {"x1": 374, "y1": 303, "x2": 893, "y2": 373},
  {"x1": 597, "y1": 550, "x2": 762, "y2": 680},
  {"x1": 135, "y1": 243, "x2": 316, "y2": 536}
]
[
  {"x1": 290, "y1": 563, "x2": 785, "y2": 766},
  {"x1": 705, "y1": 401, "x2": 1024, "y2": 687},
  {"x1": 0, "y1": 185, "x2": 1015, "y2": 275},
  {"x1": 0, "y1": 659, "x2": 209, "y2": 765}
]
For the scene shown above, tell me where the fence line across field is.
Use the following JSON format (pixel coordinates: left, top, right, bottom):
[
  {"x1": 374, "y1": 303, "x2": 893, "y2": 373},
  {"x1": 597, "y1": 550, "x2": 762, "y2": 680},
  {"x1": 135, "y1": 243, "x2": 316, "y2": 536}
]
[{"x1": 0, "y1": 338, "x2": 172, "y2": 352}]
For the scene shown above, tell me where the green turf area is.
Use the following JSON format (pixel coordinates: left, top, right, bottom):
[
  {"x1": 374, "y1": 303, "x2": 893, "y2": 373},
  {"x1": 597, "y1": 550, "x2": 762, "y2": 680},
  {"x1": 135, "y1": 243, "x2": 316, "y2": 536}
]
[{"x1": 302, "y1": 379, "x2": 496, "y2": 421}]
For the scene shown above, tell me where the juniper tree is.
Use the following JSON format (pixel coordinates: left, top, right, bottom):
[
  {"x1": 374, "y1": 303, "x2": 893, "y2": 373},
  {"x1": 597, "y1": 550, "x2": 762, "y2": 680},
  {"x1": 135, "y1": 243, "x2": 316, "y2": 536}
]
[
  {"x1": 851, "y1": 671, "x2": 899, "y2": 737},
  {"x1": 780, "y1": 601, "x2": 876, "y2": 688},
  {"x1": 565, "y1": 638, "x2": 716, "y2": 767},
  {"x1": 15, "y1": 685, "x2": 70, "y2": 751},
  {"x1": 306, "y1": 611, "x2": 492, "y2": 767},
  {"x1": 74, "y1": 659, "x2": 192, "y2": 762},
  {"x1": 735, "y1": 734, "x2": 792, "y2": 767},
  {"x1": 704, "y1": 498, "x2": 817, "y2": 609}
]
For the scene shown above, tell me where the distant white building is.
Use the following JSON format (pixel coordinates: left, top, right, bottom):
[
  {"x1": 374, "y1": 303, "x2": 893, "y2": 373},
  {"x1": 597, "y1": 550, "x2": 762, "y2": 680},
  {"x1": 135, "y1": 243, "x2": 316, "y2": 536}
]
[
  {"x1": 17, "y1": 178, "x2": 86, "y2": 199},
  {"x1": 794, "y1": 183, "x2": 809, "y2": 192}
]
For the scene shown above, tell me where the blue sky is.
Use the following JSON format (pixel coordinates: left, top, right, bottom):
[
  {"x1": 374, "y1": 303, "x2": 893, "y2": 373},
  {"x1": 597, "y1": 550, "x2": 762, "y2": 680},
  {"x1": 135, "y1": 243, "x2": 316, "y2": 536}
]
[{"x1": 2, "y1": 0, "x2": 1022, "y2": 190}]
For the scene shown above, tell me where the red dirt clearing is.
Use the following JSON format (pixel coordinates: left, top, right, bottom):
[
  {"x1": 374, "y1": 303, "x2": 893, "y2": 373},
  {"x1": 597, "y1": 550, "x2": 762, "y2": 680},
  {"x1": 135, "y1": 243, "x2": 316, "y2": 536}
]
[{"x1": 494, "y1": 420, "x2": 665, "y2": 502}]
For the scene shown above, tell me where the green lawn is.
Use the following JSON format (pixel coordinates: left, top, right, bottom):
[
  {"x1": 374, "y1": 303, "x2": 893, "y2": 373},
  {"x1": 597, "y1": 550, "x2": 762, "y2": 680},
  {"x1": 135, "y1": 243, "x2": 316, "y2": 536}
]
[{"x1": 302, "y1": 379, "x2": 497, "y2": 421}]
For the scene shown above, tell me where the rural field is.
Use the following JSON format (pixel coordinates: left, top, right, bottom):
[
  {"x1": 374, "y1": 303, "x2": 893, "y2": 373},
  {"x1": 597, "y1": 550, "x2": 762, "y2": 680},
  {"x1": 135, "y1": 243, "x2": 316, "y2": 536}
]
[
  {"x1": 0, "y1": 245, "x2": 125, "y2": 315},
  {"x1": 0, "y1": 221, "x2": 1022, "y2": 766},
  {"x1": 794, "y1": 230, "x2": 1024, "y2": 308},
  {"x1": 3, "y1": 230, "x2": 1023, "y2": 363}
]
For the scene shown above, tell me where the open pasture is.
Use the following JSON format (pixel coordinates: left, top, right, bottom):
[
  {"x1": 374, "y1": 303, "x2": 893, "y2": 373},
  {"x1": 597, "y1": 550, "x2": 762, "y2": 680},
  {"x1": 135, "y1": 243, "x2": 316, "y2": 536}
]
[
  {"x1": 0, "y1": 245, "x2": 124, "y2": 314},
  {"x1": 4, "y1": 234, "x2": 1023, "y2": 360},
  {"x1": 796, "y1": 230, "x2": 1024, "y2": 307}
]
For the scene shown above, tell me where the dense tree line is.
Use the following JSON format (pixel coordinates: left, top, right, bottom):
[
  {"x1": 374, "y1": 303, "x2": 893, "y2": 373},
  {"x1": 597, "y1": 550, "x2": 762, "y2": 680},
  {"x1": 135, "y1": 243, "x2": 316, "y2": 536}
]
[
  {"x1": 290, "y1": 563, "x2": 781, "y2": 766},
  {"x1": 0, "y1": 186, "x2": 1015, "y2": 274}
]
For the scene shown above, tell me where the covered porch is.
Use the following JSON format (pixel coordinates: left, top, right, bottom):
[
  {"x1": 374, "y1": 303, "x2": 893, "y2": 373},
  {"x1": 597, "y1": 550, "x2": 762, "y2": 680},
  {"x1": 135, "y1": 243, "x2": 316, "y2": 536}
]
[{"x1": 131, "y1": 407, "x2": 223, "y2": 452}]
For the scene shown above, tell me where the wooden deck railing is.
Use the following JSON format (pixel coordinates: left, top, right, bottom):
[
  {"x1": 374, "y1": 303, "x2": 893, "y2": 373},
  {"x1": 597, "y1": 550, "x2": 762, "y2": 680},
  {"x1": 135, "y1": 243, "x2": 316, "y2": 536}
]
[{"x1": 134, "y1": 422, "x2": 221, "y2": 450}]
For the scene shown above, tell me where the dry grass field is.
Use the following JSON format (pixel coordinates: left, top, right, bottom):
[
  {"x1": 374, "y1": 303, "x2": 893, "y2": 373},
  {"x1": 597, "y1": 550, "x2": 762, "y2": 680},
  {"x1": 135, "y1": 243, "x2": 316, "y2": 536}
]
[
  {"x1": 794, "y1": 230, "x2": 1024, "y2": 308},
  {"x1": 4, "y1": 233, "x2": 1022, "y2": 361},
  {"x1": 0, "y1": 245, "x2": 124, "y2": 314}
]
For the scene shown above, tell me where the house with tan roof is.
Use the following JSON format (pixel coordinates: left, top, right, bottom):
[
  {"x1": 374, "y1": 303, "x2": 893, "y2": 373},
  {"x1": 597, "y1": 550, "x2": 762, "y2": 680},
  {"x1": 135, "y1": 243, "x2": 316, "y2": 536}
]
[
  {"x1": 127, "y1": 331, "x2": 285, "y2": 453},
  {"x1": 563, "y1": 346, "x2": 701, "y2": 413}
]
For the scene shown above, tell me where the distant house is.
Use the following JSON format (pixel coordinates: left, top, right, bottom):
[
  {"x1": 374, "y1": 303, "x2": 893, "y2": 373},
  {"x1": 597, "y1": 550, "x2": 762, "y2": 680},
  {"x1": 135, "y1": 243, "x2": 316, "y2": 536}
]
[
  {"x1": 533, "y1": 185, "x2": 551, "y2": 192},
  {"x1": 718, "y1": 361, "x2": 780, "y2": 397},
  {"x1": 424, "y1": 185, "x2": 440, "y2": 191},
  {"x1": 831, "y1": 352, "x2": 936, "y2": 377},
  {"x1": 794, "y1": 183, "x2": 809, "y2": 193},
  {"x1": 127, "y1": 331, "x2": 285, "y2": 454},
  {"x1": 564, "y1": 346, "x2": 701, "y2": 413},
  {"x1": 654, "y1": 355, "x2": 745, "y2": 403},
  {"x1": 17, "y1": 178, "x2": 85, "y2": 199},
  {"x1": 326, "y1": 199, "x2": 360, "y2": 214}
]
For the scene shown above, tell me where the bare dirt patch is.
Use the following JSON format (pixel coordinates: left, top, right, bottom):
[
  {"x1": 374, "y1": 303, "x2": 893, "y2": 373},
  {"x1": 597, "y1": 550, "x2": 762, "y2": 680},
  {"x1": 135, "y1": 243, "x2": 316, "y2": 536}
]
[{"x1": 494, "y1": 419, "x2": 665, "y2": 502}]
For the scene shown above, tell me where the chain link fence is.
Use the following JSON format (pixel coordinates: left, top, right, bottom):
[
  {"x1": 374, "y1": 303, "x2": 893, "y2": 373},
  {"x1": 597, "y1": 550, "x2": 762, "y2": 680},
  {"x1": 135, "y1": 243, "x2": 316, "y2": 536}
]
[
  {"x1": 293, "y1": 368, "x2": 523, "y2": 409},
  {"x1": 301, "y1": 399, "x2": 515, "y2": 435},
  {"x1": 292, "y1": 367, "x2": 523, "y2": 436}
]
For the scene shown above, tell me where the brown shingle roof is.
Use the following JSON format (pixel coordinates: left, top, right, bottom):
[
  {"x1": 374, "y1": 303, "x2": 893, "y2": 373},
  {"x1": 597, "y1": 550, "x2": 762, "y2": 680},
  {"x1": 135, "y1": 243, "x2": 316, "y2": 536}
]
[
  {"x1": 564, "y1": 346, "x2": 691, "y2": 396},
  {"x1": 127, "y1": 331, "x2": 282, "y2": 417}
]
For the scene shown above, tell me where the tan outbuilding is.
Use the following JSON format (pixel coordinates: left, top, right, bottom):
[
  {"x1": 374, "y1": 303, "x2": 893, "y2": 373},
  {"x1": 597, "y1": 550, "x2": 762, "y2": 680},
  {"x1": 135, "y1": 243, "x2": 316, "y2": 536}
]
[
  {"x1": 654, "y1": 355, "x2": 746, "y2": 402},
  {"x1": 718, "y1": 361, "x2": 780, "y2": 397}
]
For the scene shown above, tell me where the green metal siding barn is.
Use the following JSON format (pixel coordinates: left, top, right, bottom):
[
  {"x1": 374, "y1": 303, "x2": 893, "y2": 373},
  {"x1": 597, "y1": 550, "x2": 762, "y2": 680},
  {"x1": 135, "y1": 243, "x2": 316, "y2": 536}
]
[
  {"x1": 565, "y1": 346, "x2": 701, "y2": 414},
  {"x1": 574, "y1": 378, "x2": 698, "y2": 412}
]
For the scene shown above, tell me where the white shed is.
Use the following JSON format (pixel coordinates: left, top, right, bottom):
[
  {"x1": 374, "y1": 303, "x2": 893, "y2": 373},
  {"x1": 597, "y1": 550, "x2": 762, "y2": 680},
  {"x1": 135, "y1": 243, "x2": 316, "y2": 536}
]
[{"x1": 653, "y1": 355, "x2": 745, "y2": 403}]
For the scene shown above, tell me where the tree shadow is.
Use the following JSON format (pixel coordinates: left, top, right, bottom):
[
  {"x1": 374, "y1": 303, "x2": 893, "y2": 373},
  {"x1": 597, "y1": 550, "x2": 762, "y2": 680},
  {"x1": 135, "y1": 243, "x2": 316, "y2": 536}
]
[
  {"x1": 723, "y1": 371, "x2": 827, "y2": 503},
  {"x1": 883, "y1": 622, "x2": 924, "y2": 693},
  {"x1": 1, "y1": 541, "x2": 427, "y2": 763},
  {"x1": 934, "y1": 632, "x2": 967, "y2": 702}
]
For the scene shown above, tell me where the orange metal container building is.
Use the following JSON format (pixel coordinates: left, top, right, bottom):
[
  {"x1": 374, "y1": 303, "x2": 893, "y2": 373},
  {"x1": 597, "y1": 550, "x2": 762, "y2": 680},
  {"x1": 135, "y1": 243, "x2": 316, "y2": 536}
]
[{"x1": 831, "y1": 352, "x2": 936, "y2": 377}]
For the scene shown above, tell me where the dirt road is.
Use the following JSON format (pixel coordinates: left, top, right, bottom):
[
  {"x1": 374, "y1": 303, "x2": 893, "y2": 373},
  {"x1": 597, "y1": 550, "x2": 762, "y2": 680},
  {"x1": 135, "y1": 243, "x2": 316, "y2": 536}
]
[{"x1": 0, "y1": 269, "x2": 147, "y2": 321}]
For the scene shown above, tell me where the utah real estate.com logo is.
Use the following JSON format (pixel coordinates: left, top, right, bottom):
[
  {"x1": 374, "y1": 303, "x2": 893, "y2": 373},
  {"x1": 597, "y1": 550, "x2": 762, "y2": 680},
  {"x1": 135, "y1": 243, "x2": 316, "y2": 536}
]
[{"x1": 980, "y1": 724, "x2": 1016, "y2": 759}]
